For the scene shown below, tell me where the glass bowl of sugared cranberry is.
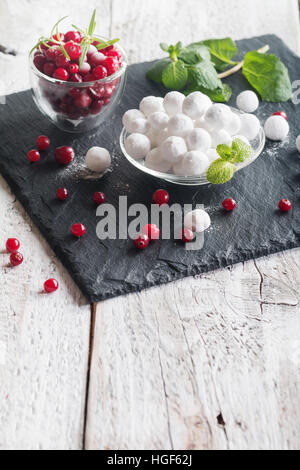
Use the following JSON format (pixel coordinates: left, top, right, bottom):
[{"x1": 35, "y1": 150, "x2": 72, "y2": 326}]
[{"x1": 29, "y1": 12, "x2": 127, "y2": 133}]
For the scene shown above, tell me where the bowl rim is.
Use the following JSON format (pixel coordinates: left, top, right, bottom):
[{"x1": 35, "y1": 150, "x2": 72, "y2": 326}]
[
  {"x1": 120, "y1": 107, "x2": 266, "y2": 186},
  {"x1": 29, "y1": 35, "x2": 128, "y2": 86}
]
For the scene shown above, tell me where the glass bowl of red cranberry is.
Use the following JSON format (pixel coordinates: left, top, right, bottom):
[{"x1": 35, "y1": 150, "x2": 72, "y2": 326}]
[{"x1": 29, "y1": 35, "x2": 127, "y2": 133}]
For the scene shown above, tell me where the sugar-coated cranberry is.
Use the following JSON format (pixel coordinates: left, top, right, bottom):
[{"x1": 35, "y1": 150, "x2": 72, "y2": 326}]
[
  {"x1": 68, "y1": 63, "x2": 79, "y2": 74},
  {"x1": 142, "y1": 224, "x2": 160, "y2": 241},
  {"x1": 74, "y1": 92, "x2": 92, "y2": 109},
  {"x1": 87, "y1": 45, "x2": 98, "y2": 58},
  {"x1": 103, "y1": 57, "x2": 119, "y2": 75},
  {"x1": 37, "y1": 135, "x2": 50, "y2": 151},
  {"x1": 45, "y1": 46, "x2": 60, "y2": 61},
  {"x1": 71, "y1": 223, "x2": 86, "y2": 237},
  {"x1": 70, "y1": 73, "x2": 83, "y2": 82},
  {"x1": 55, "y1": 146, "x2": 75, "y2": 165},
  {"x1": 89, "y1": 52, "x2": 106, "y2": 67},
  {"x1": 278, "y1": 198, "x2": 292, "y2": 212},
  {"x1": 92, "y1": 65, "x2": 108, "y2": 80},
  {"x1": 93, "y1": 192, "x2": 106, "y2": 205},
  {"x1": 272, "y1": 111, "x2": 287, "y2": 121},
  {"x1": 65, "y1": 31, "x2": 82, "y2": 43},
  {"x1": 134, "y1": 234, "x2": 149, "y2": 250},
  {"x1": 27, "y1": 150, "x2": 40, "y2": 162},
  {"x1": 33, "y1": 54, "x2": 46, "y2": 71},
  {"x1": 56, "y1": 54, "x2": 70, "y2": 67},
  {"x1": 181, "y1": 228, "x2": 194, "y2": 243},
  {"x1": 65, "y1": 41, "x2": 82, "y2": 61},
  {"x1": 6, "y1": 238, "x2": 20, "y2": 253},
  {"x1": 43, "y1": 62, "x2": 56, "y2": 77},
  {"x1": 53, "y1": 68, "x2": 69, "y2": 81},
  {"x1": 44, "y1": 278, "x2": 59, "y2": 293},
  {"x1": 56, "y1": 187, "x2": 69, "y2": 201},
  {"x1": 90, "y1": 100, "x2": 103, "y2": 115},
  {"x1": 153, "y1": 189, "x2": 169, "y2": 205},
  {"x1": 79, "y1": 62, "x2": 91, "y2": 76},
  {"x1": 10, "y1": 252, "x2": 23, "y2": 267},
  {"x1": 222, "y1": 198, "x2": 237, "y2": 211}
]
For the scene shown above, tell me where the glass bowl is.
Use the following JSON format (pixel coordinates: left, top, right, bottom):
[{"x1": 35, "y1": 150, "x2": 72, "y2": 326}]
[
  {"x1": 29, "y1": 39, "x2": 127, "y2": 133},
  {"x1": 120, "y1": 108, "x2": 266, "y2": 186}
]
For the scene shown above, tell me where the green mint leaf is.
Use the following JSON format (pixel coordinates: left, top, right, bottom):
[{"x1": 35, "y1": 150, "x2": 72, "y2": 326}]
[
  {"x1": 189, "y1": 38, "x2": 238, "y2": 72},
  {"x1": 216, "y1": 144, "x2": 232, "y2": 160},
  {"x1": 188, "y1": 61, "x2": 222, "y2": 91},
  {"x1": 88, "y1": 9, "x2": 97, "y2": 36},
  {"x1": 160, "y1": 43, "x2": 169, "y2": 52},
  {"x1": 181, "y1": 44, "x2": 211, "y2": 63},
  {"x1": 243, "y1": 51, "x2": 292, "y2": 102},
  {"x1": 175, "y1": 41, "x2": 183, "y2": 54},
  {"x1": 207, "y1": 159, "x2": 236, "y2": 184},
  {"x1": 147, "y1": 58, "x2": 172, "y2": 83},
  {"x1": 184, "y1": 84, "x2": 232, "y2": 103},
  {"x1": 231, "y1": 138, "x2": 253, "y2": 163},
  {"x1": 162, "y1": 60, "x2": 188, "y2": 90}
]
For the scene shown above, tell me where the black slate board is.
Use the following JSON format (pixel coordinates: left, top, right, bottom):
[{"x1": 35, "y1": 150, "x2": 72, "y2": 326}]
[{"x1": 1, "y1": 35, "x2": 300, "y2": 303}]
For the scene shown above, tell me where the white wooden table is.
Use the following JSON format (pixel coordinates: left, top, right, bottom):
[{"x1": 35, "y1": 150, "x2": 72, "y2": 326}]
[{"x1": 1, "y1": 0, "x2": 300, "y2": 451}]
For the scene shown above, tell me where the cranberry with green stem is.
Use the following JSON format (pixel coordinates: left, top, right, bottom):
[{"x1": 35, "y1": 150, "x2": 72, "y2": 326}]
[
  {"x1": 222, "y1": 198, "x2": 237, "y2": 211},
  {"x1": 27, "y1": 150, "x2": 40, "y2": 162},
  {"x1": 134, "y1": 234, "x2": 149, "y2": 250},
  {"x1": 10, "y1": 252, "x2": 23, "y2": 267},
  {"x1": 56, "y1": 188, "x2": 69, "y2": 201},
  {"x1": 278, "y1": 199, "x2": 292, "y2": 212},
  {"x1": 44, "y1": 279, "x2": 59, "y2": 293},
  {"x1": 71, "y1": 223, "x2": 86, "y2": 237},
  {"x1": 37, "y1": 135, "x2": 50, "y2": 151},
  {"x1": 6, "y1": 238, "x2": 20, "y2": 253}
]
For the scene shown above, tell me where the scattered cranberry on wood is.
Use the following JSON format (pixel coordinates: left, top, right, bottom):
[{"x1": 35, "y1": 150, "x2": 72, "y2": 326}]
[
  {"x1": 44, "y1": 279, "x2": 59, "y2": 293},
  {"x1": 10, "y1": 252, "x2": 23, "y2": 267},
  {"x1": 6, "y1": 238, "x2": 20, "y2": 253}
]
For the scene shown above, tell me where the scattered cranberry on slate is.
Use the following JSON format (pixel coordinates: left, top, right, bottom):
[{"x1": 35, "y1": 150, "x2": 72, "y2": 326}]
[
  {"x1": 153, "y1": 189, "x2": 170, "y2": 206},
  {"x1": 27, "y1": 150, "x2": 40, "y2": 162},
  {"x1": 181, "y1": 228, "x2": 194, "y2": 243},
  {"x1": 272, "y1": 111, "x2": 287, "y2": 121},
  {"x1": 93, "y1": 192, "x2": 106, "y2": 206},
  {"x1": 278, "y1": 198, "x2": 292, "y2": 212},
  {"x1": 44, "y1": 279, "x2": 59, "y2": 293},
  {"x1": 134, "y1": 234, "x2": 149, "y2": 250},
  {"x1": 6, "y1": 238, "x2": 20, "y2": 253},
  {"x1": 55, "y1": 146, "x2": 75, "y2": 165},
  {"x1": 36, "y1": 135, "x2": 50, "y2": 151},
  {"x1": 222, "y1": 198, "x2": 237, "y2": 211},
  {"x1": 53, "y1": 68, "x2": 69, "y2": 81},
  {"x1": 10, "y1": 252, "x2": 23, "y2": 267},
  {"x1": 142, "y1": 224, "x2": 160, "y2": 241},
  {"x1": 71, "y1": 223, "x2": 86, "y2": 237},
  {"x1": 56, "y1": 188, "x2": 69, "y2": 201}
]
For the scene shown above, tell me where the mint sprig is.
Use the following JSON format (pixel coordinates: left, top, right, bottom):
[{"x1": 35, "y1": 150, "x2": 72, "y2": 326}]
[{"x1": 207, "y1": 138, "x2": 253, "y2": 184}]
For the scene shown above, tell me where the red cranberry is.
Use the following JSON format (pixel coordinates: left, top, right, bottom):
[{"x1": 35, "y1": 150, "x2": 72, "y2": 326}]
[
  {"x1": 278, "y1": 198, "x2": 292, "y2": 212},
  {"x1": 71, "y1": 223, "x2": 86, "y2": 237},
  {"x1": 90, "y1": 100, "x2": 103, "y2": 115},
  {"x1": 92, "y1": 65, "x2": 108, "y2": 80},
  {"x1": 272, "y1": 111, "x2": 287, "y2": 121},
  {"x1": 6, "y1": 238, "x2": 20, "y2": 253},
  {"x1": 79, "y1": 62, "x2": 91, "y2": 76},
  {"x1": 105, "y1": 45, "x2": 114, "y2": 52},
  {"x1": 89, "y1": 85, "x2": 105, "y2": 99},
  {"x1": 56, "y1": 188, "x2": 69, "y2": 201},
  {"x1": 44, "y1": 279, "x2": 59, "y2": 293},
  {"x1": 142, "y1": 224, "x2": 160, "y2": 241},
  {"x1": 70, "y1": 73, "x2": 83, "y2": 83},
  {"x1": 93, "y1": 192, "x2": 106, "y2": 205},
  {"x1": 103, "y1": 57, "x2": 119, "y2": 75},
  {"x1": 37, "y1": 135, "x2": 50, "y2": 151},
  {"x1": 43, "y1": 62, "x2": 56, "y2": 77},
  {"x1": 45, "y1": 46, "x2": 60, "y2": 61},
  {"x1": 83, "y1": 74, "x2": 94, "y2": 83},
  {"x1": 74, "y1": 92, "x2": 92, "y2": 109},
  {"x1": 65, "y1": 42, "x2": 82, "y2": 61},
  {"x1": 104, "y1": 85, "x2": 115, "y2": 99},
  {"x1": 102, "y1": 98, "x2": 111, "y2": 106},
  {"x1": 52, "y1": 33, "x2": 65, "y2": 42},
  {"x1": 10, "y1": 252, "x2": 23, "y2": 267},
  {"x1": 27, "y1": 150, "x2": 40, "y2": 162},
  {"x1": 68, "y1": 63, "x2": 79, "y2": 74},
  {"x1": 134, "y1": 234, "x2": 149, "y2": 250},
  {"x1": 109, "y1": 49, "x2": 122, "y2": 61},
  {"x1": 33, "y1": 54, "x2": 46, "y2": 71},
  {"x1": 55, "y1": 146, "x2": 75, "y2": 165},
  {"x1": 53, "y1": 68, "x2": 69, "y2": 81},
  {"x1": 65, "y1": 31, "x2": 81, "y2": 43},
  {"x1": 56, "y1": 54, "x2": 70, "y2": 67},
  {"x1": 153, "y1": 189, "x2": 169, "y2": 205},
  {"x1": 181, "y1": 228, "x2": 195, "y2": 243},
  {"x1": 222, "y1": 198, "x2": 237, "y2": 211},
  {"x1": 69, "y1": 87, "x2": 81, "y2": 98}
]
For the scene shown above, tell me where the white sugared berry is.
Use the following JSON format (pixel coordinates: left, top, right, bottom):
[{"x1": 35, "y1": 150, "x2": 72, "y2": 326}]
[
  {"x1": 184, "y1": 209, "x2": 211, "y2": 233},
  {"x1": 167, "y1": 113, "x2": 194, "y2": 137},
  {"x1": 160, "y1": 136, "x2": 187, "y2": 163},
  {"x1": 186, "y1": 128, "x2": 211, "y2": 152},
  {"x1": 125, "y1": 133, "x2": 151, "y2": 160},
  {"x1": 204, "y1": 104, "x2": 230, "y2": 131},
  {"x1": 163, "y1": 91, "x2": 185, "y2": 116},
  {"x1": 122, "y1": 109, "x2": 145, "y2": 133},
  {"x1": 211, "y1": 129, "x2": 232, "y2": 149},
  {"x1": 195, "y1": 117, "x2": 214, "y2": 132},
  {"x1": 85, "y1": 147, "x2": 111, "y2": 173},
  {"x1": 296, "y1": 135, "x2": 300, "y2": 153},
  {"x1": 148, "y1": 112, "x2": 169, "y2": 131},
  {"x1": 129, "y1": 118, "x2": 150, "y2": 134},
  {"x1": 140, "y1": 96, "x2": 164, "y2": 116},
  {"x1": 239, "y1": 113, "x2": 261, "y2": 141},
  {"x1": 206, "y1": 148, "x2": 219, "y2": 163},
  {"x1": 182, "y1": 92, "x2": 211, "y2": 119},
  {"x1": 264, "y1": 115, "x2": 289, "y2": 141},
  {"x1": 236, "y1": 90, "x2": 259, "y2": 113},
  {"x1": 145, "y1": 148, "x2": 172, "y2": 173},
  {"x1": 224, "y1": 112, "x2": 241, "y2": 135},
  {"x1": 173, "y1": 151, "x2": 210, "y2": 176}
]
